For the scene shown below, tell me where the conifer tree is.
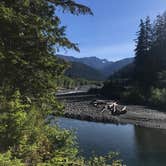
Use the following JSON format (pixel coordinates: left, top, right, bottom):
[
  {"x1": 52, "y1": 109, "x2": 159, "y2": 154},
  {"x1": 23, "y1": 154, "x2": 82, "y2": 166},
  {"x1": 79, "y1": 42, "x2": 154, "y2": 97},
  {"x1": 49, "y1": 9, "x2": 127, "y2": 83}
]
[
  {"x1": 134, "y1": 19, "x2": 147, "y2": 86},
  {"x1": 134, "y1": 14, "x2": 166, "y2": 90},
  {"x1": 0, "y1": 1, "x2": 123, "y2": 165},
  {"x1": 145, "y1": 16, "x2": 153, "y2": 50}
]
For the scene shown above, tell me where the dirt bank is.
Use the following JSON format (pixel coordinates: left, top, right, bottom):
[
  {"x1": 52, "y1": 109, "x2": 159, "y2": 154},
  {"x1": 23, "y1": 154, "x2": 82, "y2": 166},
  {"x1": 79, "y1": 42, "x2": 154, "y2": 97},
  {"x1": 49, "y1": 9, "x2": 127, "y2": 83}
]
[{"x1": 57, "y1": 92, "x2": 166, "y2": 129}]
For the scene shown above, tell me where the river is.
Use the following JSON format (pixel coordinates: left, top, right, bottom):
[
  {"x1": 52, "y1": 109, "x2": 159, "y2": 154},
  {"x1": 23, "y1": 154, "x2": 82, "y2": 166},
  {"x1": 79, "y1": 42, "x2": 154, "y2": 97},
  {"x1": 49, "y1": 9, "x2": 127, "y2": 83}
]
[{"x1": 57, "y1": 117, "x2": 166, "y2": 166}]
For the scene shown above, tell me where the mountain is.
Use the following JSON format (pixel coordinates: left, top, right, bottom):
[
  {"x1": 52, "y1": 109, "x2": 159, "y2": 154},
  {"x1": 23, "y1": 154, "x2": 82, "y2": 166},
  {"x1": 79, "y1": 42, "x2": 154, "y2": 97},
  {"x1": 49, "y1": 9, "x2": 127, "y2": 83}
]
[
  {"x1": 65, "y1": 62, "x2": 105, "y2": 81},
  {"x1": 57, "y1": 55, "x2": 134, "y2": 80},
  {"x1": 57, "y1": 55, "x2": 113, "y2": 71},
  {"x1": 101, "y1": 58, "x2": 134, "y2": 77},
  {"x1": 76, "y1": 57, "x2": 113, "y2": 70}
]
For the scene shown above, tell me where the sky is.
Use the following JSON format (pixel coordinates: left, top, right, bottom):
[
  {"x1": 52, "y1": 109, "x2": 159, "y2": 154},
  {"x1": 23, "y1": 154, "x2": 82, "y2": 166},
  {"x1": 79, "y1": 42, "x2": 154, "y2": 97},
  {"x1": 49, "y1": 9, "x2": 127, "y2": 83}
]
[{"x1": 57, "y1": 0, "x2": 166, "y2": 61}]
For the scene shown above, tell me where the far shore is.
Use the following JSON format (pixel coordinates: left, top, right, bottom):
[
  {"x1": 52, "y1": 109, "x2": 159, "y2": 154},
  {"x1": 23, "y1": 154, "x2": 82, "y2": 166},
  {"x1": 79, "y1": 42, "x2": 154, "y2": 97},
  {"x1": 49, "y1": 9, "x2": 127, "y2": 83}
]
[{"x1": 57, "y1": 90, "x2": 166, "y2": 129}]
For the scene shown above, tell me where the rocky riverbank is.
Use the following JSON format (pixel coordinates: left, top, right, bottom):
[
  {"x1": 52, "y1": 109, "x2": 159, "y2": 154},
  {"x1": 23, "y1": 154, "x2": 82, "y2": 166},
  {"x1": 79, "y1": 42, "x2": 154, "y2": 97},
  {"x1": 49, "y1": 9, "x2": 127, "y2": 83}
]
[{"x1": 57, "y1": 92, "x2": 166, "y2": 129}]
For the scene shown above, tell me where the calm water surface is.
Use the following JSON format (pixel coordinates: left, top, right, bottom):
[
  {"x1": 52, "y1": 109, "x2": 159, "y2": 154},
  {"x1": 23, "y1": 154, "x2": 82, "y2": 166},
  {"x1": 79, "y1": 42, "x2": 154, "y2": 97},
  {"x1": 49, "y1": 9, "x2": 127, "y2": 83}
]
[{"x1": 58, "y1": 118, "x2": 166, "y2": 166}]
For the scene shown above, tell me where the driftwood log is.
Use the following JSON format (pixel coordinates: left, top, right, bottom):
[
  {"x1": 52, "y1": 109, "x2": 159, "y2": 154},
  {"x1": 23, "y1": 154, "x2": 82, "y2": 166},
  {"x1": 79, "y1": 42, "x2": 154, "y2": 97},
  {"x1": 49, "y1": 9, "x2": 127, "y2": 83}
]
[{"x1": 91, "y1": 100, "x2": 127, "y2": 115}]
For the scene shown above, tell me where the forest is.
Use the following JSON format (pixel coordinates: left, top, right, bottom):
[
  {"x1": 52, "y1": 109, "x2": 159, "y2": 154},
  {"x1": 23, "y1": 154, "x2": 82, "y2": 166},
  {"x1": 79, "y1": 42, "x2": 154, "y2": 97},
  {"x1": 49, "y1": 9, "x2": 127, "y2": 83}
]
[{"x1": 102, "y1": 13, "x2": 166, "y2": 110}]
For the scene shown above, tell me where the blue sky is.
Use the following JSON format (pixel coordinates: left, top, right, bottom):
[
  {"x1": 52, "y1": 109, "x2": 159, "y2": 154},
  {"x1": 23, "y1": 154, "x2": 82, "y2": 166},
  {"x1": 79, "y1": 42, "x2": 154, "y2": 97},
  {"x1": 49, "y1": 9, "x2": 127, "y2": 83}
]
[{"x1": 57, "y1": 0, "x2": 166, "y2": 61}]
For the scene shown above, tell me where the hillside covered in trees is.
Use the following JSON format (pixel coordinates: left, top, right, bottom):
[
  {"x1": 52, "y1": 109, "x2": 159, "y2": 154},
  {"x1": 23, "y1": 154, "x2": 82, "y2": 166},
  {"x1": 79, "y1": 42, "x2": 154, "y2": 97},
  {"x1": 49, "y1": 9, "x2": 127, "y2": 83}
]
[
  {"x1": 58, "y1": 54, "x2": 134, "y2": 80},
  {"x1": 65, "y1": 61, "x2": 105, "y2": 80},
  {"x1": 102, "y1": 13, "x2": 166, "y2": 109}
]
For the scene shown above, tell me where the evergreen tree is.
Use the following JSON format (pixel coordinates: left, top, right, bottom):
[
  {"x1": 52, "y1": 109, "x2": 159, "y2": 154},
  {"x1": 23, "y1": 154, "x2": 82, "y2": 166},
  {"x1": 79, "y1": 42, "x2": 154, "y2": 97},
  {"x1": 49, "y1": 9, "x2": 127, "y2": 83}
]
[
  {"x1": 153, "y1": 15, "x2": 165, "y2": 46},
  {"x1": 145, "y1": 16, "x2": 153, "y2": 50},
  {"x1": 134, "y1": 13, "x2": 166, "y2": 94},
  {"x1": 134, "y1": 17, "x2": 157, "y2": 90},
  {"x1": 102, "y1": 11, "x2": 166, "y2": 107},
  {"x1": 134, "y1": 19, "x2": 148, "y2": 88},
  {"x1": 0, "y1": 1, "x2": 123, "y2": 165},
  {"x1": 151, "y1": 14, "x2": 166, "y2": 83}
]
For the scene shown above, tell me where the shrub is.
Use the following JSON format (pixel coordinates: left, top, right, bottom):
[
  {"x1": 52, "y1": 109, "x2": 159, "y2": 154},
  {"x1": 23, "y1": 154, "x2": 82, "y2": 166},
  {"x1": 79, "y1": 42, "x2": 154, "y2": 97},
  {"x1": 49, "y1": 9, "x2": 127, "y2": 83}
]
[
  {"x1": 149, "y1": 88, "x2": 166, "y2": 109},
  {"x1": 101, "y1": 81, "x2": 125, "y2": 100},
  {"x1": 122, "y1": 88, "x2": 145, "y2": 104},
  {"x1": 0, "y1": 151, "x2": 23, "y2": 166}
]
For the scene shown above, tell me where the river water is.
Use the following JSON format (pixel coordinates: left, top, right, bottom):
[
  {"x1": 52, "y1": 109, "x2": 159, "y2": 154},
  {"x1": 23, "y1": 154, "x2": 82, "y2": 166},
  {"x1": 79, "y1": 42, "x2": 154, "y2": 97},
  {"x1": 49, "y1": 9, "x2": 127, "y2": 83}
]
[{"x1": 58, "y1": 117, "x2": 166, "y2": 166}]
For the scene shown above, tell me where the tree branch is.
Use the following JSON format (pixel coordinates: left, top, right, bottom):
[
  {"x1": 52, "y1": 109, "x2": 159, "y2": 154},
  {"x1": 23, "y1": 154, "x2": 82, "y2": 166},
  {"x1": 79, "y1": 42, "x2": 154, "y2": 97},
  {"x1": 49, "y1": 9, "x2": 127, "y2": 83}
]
[{"x1": 48, "y1": 0, "x2": 93, "y2": 15}]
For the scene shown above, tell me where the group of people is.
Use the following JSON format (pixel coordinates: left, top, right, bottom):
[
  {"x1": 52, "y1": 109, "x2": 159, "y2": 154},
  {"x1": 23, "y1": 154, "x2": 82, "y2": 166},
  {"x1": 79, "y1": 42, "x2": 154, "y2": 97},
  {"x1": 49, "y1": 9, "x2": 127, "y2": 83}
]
[
  {"x1": 92, "y1": 100, "x2": 127, "y2": 115},
  {"x1": 101, "y1": 101, "x2": 127, "y2": 115}
]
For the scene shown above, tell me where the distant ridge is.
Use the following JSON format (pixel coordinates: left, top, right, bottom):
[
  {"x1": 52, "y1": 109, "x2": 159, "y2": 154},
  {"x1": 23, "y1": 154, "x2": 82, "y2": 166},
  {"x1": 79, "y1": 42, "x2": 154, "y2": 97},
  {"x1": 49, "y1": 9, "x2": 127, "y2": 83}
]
[
  {"x1": 57, "y1": 54, "x2": 134, "y2": 80},
  {"x1": 56, "y1": 55, "x2": 113, "y2": 71},
  {"x1": 101, "y1": 58, "x2": 134, "y2": 76}
]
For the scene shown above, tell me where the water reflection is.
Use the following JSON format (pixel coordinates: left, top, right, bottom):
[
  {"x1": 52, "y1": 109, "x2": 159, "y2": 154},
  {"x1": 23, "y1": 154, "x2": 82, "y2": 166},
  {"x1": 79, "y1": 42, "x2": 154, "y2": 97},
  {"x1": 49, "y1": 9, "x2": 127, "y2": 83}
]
[
  {"x1": 58, "y1": 118, "x2": 166, "y2": 166},
  {"x1": 134, "y1": 126, "x2": 166, "y2": 166}
]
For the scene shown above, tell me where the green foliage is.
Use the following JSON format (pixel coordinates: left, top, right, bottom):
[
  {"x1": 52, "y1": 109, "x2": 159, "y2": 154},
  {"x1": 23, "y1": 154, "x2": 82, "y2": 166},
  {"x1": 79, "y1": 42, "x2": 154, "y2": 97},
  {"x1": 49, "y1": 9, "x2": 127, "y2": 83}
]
[
  {"x1": 0, "y1": 90, "x2": 79, "y2": 165},
  {"x1": 65, "y1": 61, "x2": 105, "y2": 81},
  {"x1": 134, "y1": 17, "x2": 155, "y2": 89},
  {"x1": 56, "y1": 76, "x2": 77, "y2": 89},
  {"x1": 102, "y1": 12, "x2": 166, "y2": 109},
  {"x1": 0, "y1": 1, "x2": 124, "y2": 166},
  {"x1": 149, "y1": 88, "x2": 166, "y2": 108},
  {"x1": 134, "y1": 13, "x2": 166, "y2": 89},
  {"x1": 0, "y1": 94, "x2": 124, "y2": 165},
  {"x1": 101, "y1": 80, "x2": 126, "y2": 100},
  {"x1": 85, "y1": 152, "x2": 124, "y2": 166},
  {"x1": 0, "y1": 150, "x2": 124, "y2": 166},
  {"x1": 157, "y1": 71, "x2": 166, "y2": 88},
  {"x1": 133, "y1": 12, "x2": 166, "y2": 106},
  {"x1": 56, "y1": 75, "x2": 100, "y2": 90},
  {"x1": 0, "y1": 0, "x2": 93, "y2": 104},
  {"x1": 0, "y1": 91, "x2": 29, "y2": 151},
  {"x1": 0, "y1": 151, "x2": 23, "y2": 166},
  {"x1": 122, "y1": 88, "x2": 145, "y2": 104}
]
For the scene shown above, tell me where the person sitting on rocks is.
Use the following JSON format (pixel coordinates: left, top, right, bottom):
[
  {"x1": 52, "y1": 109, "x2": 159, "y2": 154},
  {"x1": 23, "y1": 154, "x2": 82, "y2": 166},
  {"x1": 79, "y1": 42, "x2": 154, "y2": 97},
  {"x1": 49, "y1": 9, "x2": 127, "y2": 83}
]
[
  {"x1": 101, "y1": 101, "x2": 127, "y2": 115},
  {"x1": 108, "y1": 101, "x2": 118, "y2": 115},
  {"x1": 102, "y1": 101, "x2": 118, "y2": 114},
  {"x1": 101, "y1": 104, "x2": 109, "y2": 113}
]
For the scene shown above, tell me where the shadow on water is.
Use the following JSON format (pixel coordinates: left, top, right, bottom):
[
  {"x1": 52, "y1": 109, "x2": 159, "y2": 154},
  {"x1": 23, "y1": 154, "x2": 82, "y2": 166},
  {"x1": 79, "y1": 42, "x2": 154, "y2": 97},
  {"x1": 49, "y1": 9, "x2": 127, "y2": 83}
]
[
  {"x1": 57, "y1": 118, "x2": 166, "y2": 166},
  {"x1": 134, "y1": 126, "x2": 166, "y2": 166}
]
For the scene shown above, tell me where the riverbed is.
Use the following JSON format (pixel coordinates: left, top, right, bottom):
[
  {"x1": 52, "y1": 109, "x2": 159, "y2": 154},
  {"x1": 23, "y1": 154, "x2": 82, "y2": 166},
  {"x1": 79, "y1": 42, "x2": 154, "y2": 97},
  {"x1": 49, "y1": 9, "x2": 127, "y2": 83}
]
[
  {"x1": 58, "y1": 93, "x2": 166, "y2": 129},
  {"x1": 58, "y1": 117, "x2": 166, "y2": 166}
]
